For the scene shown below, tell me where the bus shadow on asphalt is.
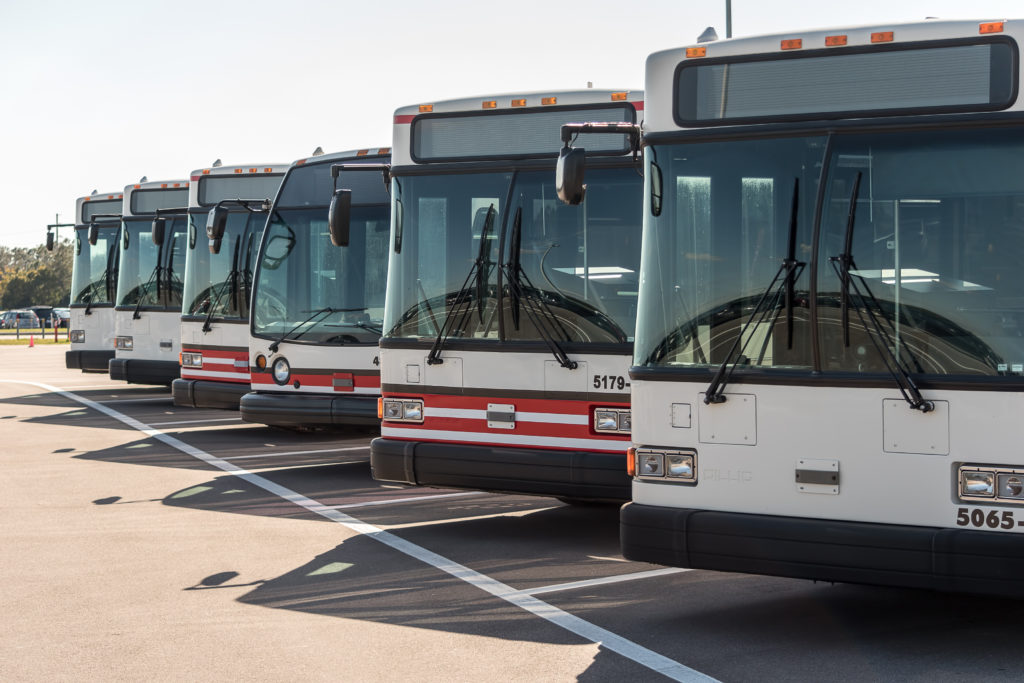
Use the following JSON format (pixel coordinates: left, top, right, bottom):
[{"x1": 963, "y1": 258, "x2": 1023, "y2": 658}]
[{"x1": 74, "y1": 436, "x2": 224, "y2": 470}]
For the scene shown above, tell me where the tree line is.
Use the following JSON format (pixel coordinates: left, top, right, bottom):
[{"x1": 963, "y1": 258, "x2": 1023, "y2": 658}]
[{"x1": 0, "y1": 239, "x2": 73, "y2": 309}]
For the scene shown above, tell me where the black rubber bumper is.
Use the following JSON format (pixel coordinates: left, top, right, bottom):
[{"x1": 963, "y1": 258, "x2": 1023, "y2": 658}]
[
  {"x1": 621, "y1": 503, "x2": 1024, "y2": 596},
  {"x1": 239, "y1": 391, "x2": 379, "y2": 427},
  {"x1": 66, "y1": 349, "x2": 114, "y2": 372},
  {"x1": 108, "y1": 358, "x2": 179, "y2": 385},
  {"x1": 370, "y1": 437, "x2": 631, "y2": 502},
  {"x1": 172, "y1": 378, "x2": 248, "y2": 410}
]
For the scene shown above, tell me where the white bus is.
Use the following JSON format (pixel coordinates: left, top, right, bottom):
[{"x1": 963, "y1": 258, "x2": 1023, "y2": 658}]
[
  {"x1": 371, "y1": 91, "x2": 643, "y2": 502},
  {"x1": 173, "y1": 162, "x2": 287, "y2": 409},
  {"x1": 110, "y1": 178, "x2": 190, "y2": 385},
  {"x1": 66, "y1": 190, "x2": 123, "y2": 372},
  {"x1": 602, "y1": 19, "x2": 1024, "y2": 594},
  {"x1": 241, "y1": 148, "x2": 391, "y2": 427}
]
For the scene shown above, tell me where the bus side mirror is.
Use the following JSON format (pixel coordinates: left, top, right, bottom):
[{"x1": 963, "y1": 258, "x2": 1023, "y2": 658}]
[
  {"x1": 46, "y1": 232, "x2": 54, "y2": 251},
  {"x1": 209, "y1": 238, "x2": 222, "y2": 255},
  {"x1": 556, "y1": 146, "x2": 587, "y2": 205},
  {"x1": 650, "y1": 161, "x2": 664, "y2": 217},
  {"x1": 88, "y1": 224, "x2": 99, "y2": 246},
  {"x1": 151, "y1": 217, "x2": 166, "y2": 246},
  {"x1": 328, "y1": 189, "x2": 352, "y2": 247},
  {"x1": 207, "y1": 206, "x2": 229, "y2": 242},
  {"x1": 394, "y1": 199, "x2": 404, "y2": 254}
]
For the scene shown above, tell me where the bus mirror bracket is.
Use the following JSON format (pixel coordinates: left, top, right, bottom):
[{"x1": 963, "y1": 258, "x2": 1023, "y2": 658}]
[
  {"x1": 328, "y1": 189, "x2": 353, "y2": 247},
  {"x1": 331, "y1": 163, "x2": 392, "y2": 195},
  {"x1": 151, "y1": 217, "x2": 166, "y2": 246}
]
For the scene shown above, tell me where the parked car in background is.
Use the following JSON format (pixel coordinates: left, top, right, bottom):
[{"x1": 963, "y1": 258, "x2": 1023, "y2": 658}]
[
  {"x1": 52, "y1": 308, "x2": 71, "y2": 328},
  {"x1": 27, "y1": 305, "x2": 53, "y2": 328},
  {"x1": 0, "y1": 310, "x2": 41, "y2": 329}
]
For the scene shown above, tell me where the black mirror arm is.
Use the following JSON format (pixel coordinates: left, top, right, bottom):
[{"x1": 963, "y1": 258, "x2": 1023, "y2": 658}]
[{"x1": 331, "y1": 163, "x2": 393, "y2": 195}]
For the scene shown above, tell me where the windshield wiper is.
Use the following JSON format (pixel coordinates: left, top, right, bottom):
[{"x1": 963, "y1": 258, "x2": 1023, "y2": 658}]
[
  {"x1": 83, "y1": 291, "x2": 93, "y2": 316},
  {"x1": 132, "y1": 264, "x2": 163, "y2": 320},
  {"x1": 201, "y1": 239, "x2": 241, "y2": 333},
  {"x1": 705, "y1": 179, "x2": 805, "y2": 404},
  {"x1": 828, "y1": 172, "x2": 933, "y2": 413},
  {"x1": 501, "y1": 206, "x2": 577, "y2": 369},
  {"x1": 268, "y1": 307, "x2": 368, "y2": 351},
  {"x1": 426, "y1": 205, "x2": 497, "y2": 365}
]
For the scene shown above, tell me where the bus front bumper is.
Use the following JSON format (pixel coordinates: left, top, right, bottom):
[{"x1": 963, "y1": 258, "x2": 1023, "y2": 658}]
[
  {"x1": 239, "y1": 391, "x2": 379, "y2": 428},
  {"x1": 620, "y1": 503, "x2": 1024, "y2": 596},
  {"x1": 66, "y1": 349, "x2": 114, "y2": 372},
  {"x1": 172, "y1": 378, "x2": 248, "y2": 410},
  {"x1": 108, "y1": 358, "x2": 179, "y2": 385},
  {"x1": 370, "y1": 437, "x2": 631, "y2": 502}
]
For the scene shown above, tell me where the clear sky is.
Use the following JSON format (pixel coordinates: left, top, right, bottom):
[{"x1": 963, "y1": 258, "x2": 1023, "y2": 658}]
[{"x1": 1, "y1": 0, "x2": 1021, "y2": 248}]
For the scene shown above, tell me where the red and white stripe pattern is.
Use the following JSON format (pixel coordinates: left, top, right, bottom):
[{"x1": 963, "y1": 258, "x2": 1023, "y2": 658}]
[
  {"x1": 180, "y1": 346, "x2": 250, "y2": 385},
  {"x1": 382, "y1": 392, "x2": 630, "y2": 454},
  {"x1": 249, "y1": 368, "x2": 381, "y2": 394}
]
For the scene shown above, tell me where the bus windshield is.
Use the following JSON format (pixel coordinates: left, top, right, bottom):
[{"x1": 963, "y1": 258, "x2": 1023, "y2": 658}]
[
  {"x1": 183, "y1": 210, "x2": 263, "y2": 318},
  {"x1": 383, "y1": 167, "x2": 642, "y2": 343},
  {"x1": 635, "y1": 125, "x2": 1024, "y2": 377},
  {"x1": 251, "y1": 205, "x2": 390, "y2": 343},
  {"x1": 116, "y1": 217, "x2": 187, "y2": 308},
  {"x1": 71, "y1": 225, "x2": 120, "y2": 305}
]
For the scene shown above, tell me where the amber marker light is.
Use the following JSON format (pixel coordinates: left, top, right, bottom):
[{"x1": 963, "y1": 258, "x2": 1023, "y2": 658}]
[
  {"x1": 418, "y1": 104, "x2": 433, "y2": 113},
  {"x1": 825, "y1": 35, "x2": 847, "y2": 46},
  {"x1": 234, "y1": 169, "x2": 243, "y2": 174},
  {"x1": 511, "y1": 98, "x2": 527, "y2": 107},
  {"x1": 356, "y1": 149, "x2": 369, "y2": 156},
  {"x1": 378, "y1": 147, "x2": 391, "y2": 154},
  {"x1": 202, "y1": 169, "x2": 212, "y2": 175},
  {"x1": 871, "y1": 31, "x2": 894, "y2": 43},
  {"x1": 611, "y1": 92, "x2": 628, "y2": 101},
  {"x1": 482, "y1": 100, "x2": 497, "y2": 109},
  {"x1": 541, "y1": 96, "x2": 557, "y2": 105},
  {"x1": 626, "y1": 447, "x2": 637, "y2": 476},
  {"x1": 133, "y1": 184, "x2": 141, "y2": 189},
  {"x1": 685, "y1": 46, "x2": 706, "y2": 58},
  {"x1": 255, "y1": 354, "x2": 267, "y2": 370},
  {"x1": 377, "y1": 397, "x2": 384, "y2": 419},
  {"x1": 781, "y1": 38, "x2": 802, "y2": 50},
  {"x1": 980, "y1": 21, "x2": 1005, "y2": 34}
]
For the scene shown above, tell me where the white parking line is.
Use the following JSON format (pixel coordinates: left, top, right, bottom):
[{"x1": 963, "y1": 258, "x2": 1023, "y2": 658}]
[
  {"x1": 147, "y1": 417, "x2": 243, "y2": 426},
  {"x1": 224, "y1": 446, "x2": 370, "y2": 460},
  {"x1": 509, "y1": 568, "x2": 692, "y2": 597},
  {"x1": 97, "y1": 397, "x2": 173, "y2": 404},
  {"x1": 325, "y1": 491, "x2": 488, "y2": 509},
  {"x1": 7, "y1": 380, "x2": 718, "y2": 683}
]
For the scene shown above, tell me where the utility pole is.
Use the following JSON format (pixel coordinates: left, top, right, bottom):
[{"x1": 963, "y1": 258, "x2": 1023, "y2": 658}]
[
  {"x1": 46, "y1": 213, "x2": 74, "y2": 251},
  {"x1": 726, "y1": 0, "x2": 732, "y2": 38}
]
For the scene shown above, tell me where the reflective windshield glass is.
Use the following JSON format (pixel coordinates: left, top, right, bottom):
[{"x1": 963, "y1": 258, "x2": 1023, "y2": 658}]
[
  {"x1": 252, "y1": 205, "x2": 390, "y2": 343},
  {"x1": 384, "y1": 168, "x2": 643, "y2": 343},
  {"x1": 71, "y1": 225, "x2": 120, "y2": 305},
  {"x1": 635, "y1": 137, "x2": 823, "y2": 369},
  {"x1": 183, "y1": 211, "x2": 264, "y2": 318},
  {"x1": 116, "y1": 216, "x2": 187, "y2": 308},
  {"x1": 636, "y1": 126, "x2": 1024, "y2": 378}
]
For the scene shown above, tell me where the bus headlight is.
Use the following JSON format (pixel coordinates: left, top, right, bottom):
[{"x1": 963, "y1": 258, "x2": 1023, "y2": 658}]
[
  {"x1": 115, "y1": 336, "x2": 133, "y2": 350},
  {"x1": 381, "y1": 398, "x2": 424, "y2": 423},
  {"x1": 69, "y1": 330, "x2": 85, "y2": 343},
  {"x1": 634, "y1": 447, "x2": 696, "y2": 483},
  {"x1": 960, "y1": 469, "x2": 995, "y2": 498},
  {"x1": 272, "y1": 357, "x2": 291, "y2": 385},
  {"x1": 594, "y1": 408, "x2": 631, "y2": 434},
  {"x1": 181, "y1": 352, "x2": 203, "y2": 368}
]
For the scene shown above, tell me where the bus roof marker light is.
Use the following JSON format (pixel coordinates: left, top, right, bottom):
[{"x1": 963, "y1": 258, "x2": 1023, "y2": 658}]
[
  {"x1": 780, "y1": 39, "x2": 802, "y2": 50},
  {"x1": 611, "y1": 92, "x2": 628, "y2": 101},
  {"x1": 980, "y1": 21, "x2": 1005, "y2": 34},
  {"x1": 482, "y1": 100, "x2": 497, "y2": 109},
  {"x1": 542, "y1": 97, "x2": 557, "y2": 105},
  {"x1": 871, "y1": 31, "x2": 894, "y2": 43},
  {"x1": 825, "y1": 35, "x2": 848, "y2": 47},
  {"x1": 685, "y1": 47, "x2": 707, "y2": 58},
  {"x1": 511, "y1": 99, "x2": 527, "y2": 107},
  {"x1": 419, "y1": 104, "x2": 433, "y2": 113}
]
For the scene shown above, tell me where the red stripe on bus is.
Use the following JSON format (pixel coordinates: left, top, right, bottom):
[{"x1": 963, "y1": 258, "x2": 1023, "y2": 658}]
[
  {"x1": 631, "y1": 101, "x2": 644, "y2": 111},
  {"x1": 394, "y1": 115, "x2": 416, "y2": 124},
  {"x1": 386, "y1": 431, "x2": 628, "y2": 454},
  {"x1": 384, "y1": 391, "x2": 628, "y2": 413}
]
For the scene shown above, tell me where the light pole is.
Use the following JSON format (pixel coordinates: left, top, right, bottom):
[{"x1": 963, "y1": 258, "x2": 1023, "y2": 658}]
[{"x1": 726, "y1": 0, "x2": 732, "y2": 38}]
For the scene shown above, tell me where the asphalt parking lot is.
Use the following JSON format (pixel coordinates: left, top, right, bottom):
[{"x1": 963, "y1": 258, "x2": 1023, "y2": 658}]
[{"x1": 2, "y1": 345, "x2": 1021, "y2": 682}]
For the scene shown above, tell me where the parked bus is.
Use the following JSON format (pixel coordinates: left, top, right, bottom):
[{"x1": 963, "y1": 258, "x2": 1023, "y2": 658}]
[
  {"x1": 173, "y1": 162, "x2": 287, "y2": 409},
  {"x1": 370, "y1": 91, "x2": 643, "y2": 502},
  {"x1": 595, "y1": 19, "x2": 1024, "y2": 595},
  {"x1": 110, "y1": 178, "x2": 189, "y2": 385},
  {"x1": 66, "y1": 190, "x2": 123, "y2": 372},
  {"x1": 241, "y1": 148, "x2": 390, "y2": 427}
]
